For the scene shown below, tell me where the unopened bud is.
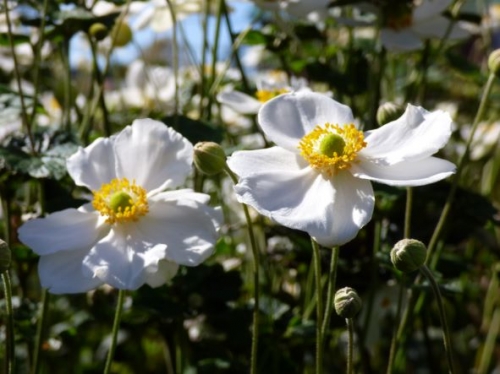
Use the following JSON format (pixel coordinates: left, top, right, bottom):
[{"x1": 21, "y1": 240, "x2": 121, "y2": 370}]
[
  {"x1": 0, "y1": 239, "x2": 11, "y2": 273},
  {"x1": 488, "y1": 49, "x2": 500, "y2": 76},
  {"x1": 111, "y1": 22, "x2": 133, "y2": 47},
  {"x1": 377, "y1": 102, "x2": 404, "y2": 126},
  {"x1": 193, "y1": 142, "x2": 226, "y2": 176},
  {"x1": 390, "y1": 238, "x2": 427, "y2": 273},
  {"x1": 88, "y1": 23, "x2": 108, "y2": 41},
  {"x1": 334, "y1": 287, "x2": 362, "y2": 318}
]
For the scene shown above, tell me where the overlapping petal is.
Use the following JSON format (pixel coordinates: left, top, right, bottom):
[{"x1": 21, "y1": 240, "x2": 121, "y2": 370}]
[
  {"x1": 413, "y1": 0, "x2": 453, "y2": 22},
  {"x1": 144, "y1": 260, "x2": 179, "y2": 288},
  {"x1": 18, "y1": 208, "x2": 106, "y2": 256},
  {"x1": 217, "y1": 91, "x2": 262, "y2": 115},
  {"x1": 360, "y1": 105, "x2": 452, "y2": 165},
  {"x1": 258, "y1": 91, "x2": 354, "y2": 152},
  {"x1": 114, "y1": 119, "x2": 193, "y2": 194},
  {"x1": 351, "y1": 157, "x2": 456, "y2": 187}
]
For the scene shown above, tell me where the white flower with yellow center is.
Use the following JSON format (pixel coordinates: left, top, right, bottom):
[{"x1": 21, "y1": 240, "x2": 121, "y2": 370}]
[
  {"x1": 18, "y1": 119, "x2": 222, "y2": 294},
  {"x1": 227, "y1": 92, "x2": 456, "y2": 247}
]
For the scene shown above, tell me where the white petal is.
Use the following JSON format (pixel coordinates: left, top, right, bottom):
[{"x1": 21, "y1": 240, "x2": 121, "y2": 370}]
[
  {"x1": 232, "y1": 159, "x2": 374, "y2": 247},
  {"x1": 38, "y1": 248, "x2": 103, "y2": 294},
  {"x1": 412, "y1": 16, "x2": 470, "y2": 40},
  {"x1": 114, "y1": 119, "x2": 193, "y2": 194},
  {"x1": 227, "y1": 146, "x2": 307, "y2": 179},
  {"x1": 144, "y1": 260, "x2": 179, "y2": 288},
  {"x1": 258, "y1": 91, "x2": 354, "y2": 152},
  {"x1": 150, "y1": 8, "x2": 175, "y2": 32},
  {"x1": 413, "y1": 0, "x2": 453, "y2": 22},
  {"x1": 136, "y1": 198, "x2": 221, "y2": 266},
  {"x1": 360, "y1": 105, "x2": 452, "y2": 165},
  {"x1": 150, "y1": 189, "x2": 210, "y2": 204},
  {"x1": 217, "y1": 91, "x2": 262, "y2": 115},
  {"x1": 18, "y1": 209, "x2": 106, "y2": 255},
  {"x1": 67, "y1": 137, "x2": 117, "y2": 191},
  {"x1": 131, "y1": 5, "x2": 155, "y2": 30},
  {"x1": 82, "y1": 225, "x2": 168, "y2": 290},
  {"x1": 351, "y1": 157, "x2": 456, "y2": 186},
  {"x1": 380, "y1": 28, "x2": 423, "y2": 51}
]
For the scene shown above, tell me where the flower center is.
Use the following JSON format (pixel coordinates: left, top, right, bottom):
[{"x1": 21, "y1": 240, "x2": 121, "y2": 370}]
[
  {"x1": 383, "y1": 2, "x2": 414, "y2": 30},
  {"x1": 255, "y1": 88, "x2": 289, "y2": 103},
  {"x1": 92, "y1": 178, "x2": 149, "y2": 224},
  {"x1": 298, "y1": 123, "x2": 366, "y2": 176}
]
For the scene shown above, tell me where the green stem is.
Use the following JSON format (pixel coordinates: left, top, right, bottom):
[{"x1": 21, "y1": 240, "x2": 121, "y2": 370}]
[
  {"x1": 477, "y1": 305, "x2": 500, "y2": 374},
  {"x1": 205, "y1": 0, "x2": 224, "y2": 121},
  {"x1": 404, "y1": 187, "x2": 413, "y2": 239},
  {"x1": 164, "y1": 0, "x2": 179, "y2": 123},
  {"x1": 346, "y1": 318, "x2": 354, "y2": 374},
  {"x1": 311, "y1": 239, "x2": 323, "y2": 374},
  {"x1": 103, "y1": 289, "x2": 126, "y2": 374},
  {"x1": 31, "y1": 289, "x2": 50, "y2": 374},
  {"x1": 2, "y1": 271, "x2": 14, "y2": 374},
  {"x1": 320, "y1": 246, "x2": 340, "y2": 338},
  {"x1": 224, "y1": 166, "x2": 260, "y2": 374},
  {"x1": 419, "y1": 266, "x2": 454, "y2": 374},
  {"x1": 386, "y1": 280, "x2": 405, "y2": 374}
]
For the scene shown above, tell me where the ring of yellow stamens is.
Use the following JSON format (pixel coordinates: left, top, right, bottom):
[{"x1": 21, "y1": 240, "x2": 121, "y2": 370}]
[
  {"x1": 92, "y1": 178, "x2": 149, "y2": 224},
  {"x1": 256, "y1": 88, "x2": 289, "y2": 103},
  {"x1": 298, "y1": 123, "x2": 367, "y2": 176}
]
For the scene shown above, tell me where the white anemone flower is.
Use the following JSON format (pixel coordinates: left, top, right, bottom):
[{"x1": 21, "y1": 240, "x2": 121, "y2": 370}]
[
  {"x1": 380, "y1": 0, "x2": 471, "y2": 52},
  {"x1": 18, "y1": 119, "x2": 222, "y2": 294},
  {"x1": 227, "y1": 92, "x2": 455, "y2": 247}
]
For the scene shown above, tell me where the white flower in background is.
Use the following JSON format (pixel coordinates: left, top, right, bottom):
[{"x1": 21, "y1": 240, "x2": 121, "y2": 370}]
[
  {"x1": 248, "y1": 0, "x2": 330, "y2": 21},
  {"x1": 460, "y1": 121, "x2": 500, "y2": 160},
  {"x1": 18, "y1": 119, "x2": 222, "y2": 294},
  {"x1": 228, "y1": 92, "x2": 455, "y2": 247},
  {"x1": 380, "y1": 0, "x2": 471, "y2": 51},
  {"x1": 217, "y1": 71, "x2": 309, "y2": 115}
]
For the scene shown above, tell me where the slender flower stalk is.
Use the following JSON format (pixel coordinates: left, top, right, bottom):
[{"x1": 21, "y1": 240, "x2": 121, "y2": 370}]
[
  {"x1": 320, "y1": 246, "x2": 340, "y2": 338},
  {"x1": 103, "y1": 290, "x2": 126, "y2": 374},
  {"x1": 311, "y1": 239, "x2": 324, "y2": 374},
  {"x1": 224, "y1": 166, "x2": 260, "y2": 374},
  {"x1": 31, "y1": 290, "x2": 50, "y2": 374},
  {"x1": 164, "y1": 0, "x2": 179, "y2": 123},
  {"x1": 346, "y1": 318, "x2": 355, "y2": 374},
  {"x1": 1, "y1": 272, "x2": 14, "y2": 374}
]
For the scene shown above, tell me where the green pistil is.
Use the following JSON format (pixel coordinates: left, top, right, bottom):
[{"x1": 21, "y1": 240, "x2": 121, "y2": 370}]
[
  {"x1": 109, "y1": 191, "x2": 133, "y2": 212},
  {"x1": 319, "y1": 134, "x2": 346, "y2": 157}
]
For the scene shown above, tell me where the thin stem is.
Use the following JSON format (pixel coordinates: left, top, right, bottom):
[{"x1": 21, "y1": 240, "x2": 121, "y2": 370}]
[
  {"x1": 477, "y1": 305, "x2": 500, "y2": 374},
  {"x1": 31, "y1": 289, "x2": 50, "y2": 374},
  {"x1": 224, "y1": 166, "x2": 260, "y2": 374},
  {"x1": 88, "y1": 36, "x2": 111, "y2": 136},
  {"x1": 404, "y1": 187, "x2": 413, "y2": 239},
  {"x1": 206, "y1": 0, "x2": 224, "y2": 121},
  {"x1": 311, "y1": 239, "x2": 323, "y2": 374},
  {"x1": 346, "y1": 318, "x2": 355, "y2": 374},
  {"x1": 386, "y1": 280, "x2": 405, "y2": 374},
  {"x1": 419, "y1": 266, "x2": 454, "y2": 374},
  {"x1": 165, "y1": 0, "x2": 179, "y2": 122},
  {"x1": 2, "y1": 272, "x2": 14, "y2": 374},
  {"x1": 103, "y1": 289, "x2": 126, "y2": 374},
  {"x1": 320, "y1": 246, "x2": 340, "y2": 338}
]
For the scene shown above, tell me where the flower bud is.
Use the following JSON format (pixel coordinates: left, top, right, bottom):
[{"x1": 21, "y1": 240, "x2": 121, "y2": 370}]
[
  {"x1": 390, "y1": 238, "x2": 427, "y2": 273},
  {"x1": 0, "y1": 239, "x2": 11, "y2": 273},
  {"x1": 334, "y1": 287, "x2": 362, "y2": 318},
  {"x1": 377, "y1": 102, "x2": 404, "y2": 126},
  {"x1": 88, "y1": 23, "x2": 109, "y2": 41},
  {"x1": 488, "y1": 49, "x2": 500, "y2": 76},
  {"x1": 193, "y1": 142, "x2": 227, "y2": 176},
  {"x1": 111, "y1": 22, "x2": 133, "y2": 47}
]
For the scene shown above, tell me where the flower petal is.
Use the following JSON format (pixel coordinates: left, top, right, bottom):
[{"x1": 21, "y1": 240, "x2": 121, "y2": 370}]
[
  {"x1": 38, "y1": 248, "x2": 103, "y2": 294},
  {"x1": 227, "y1": 146, "x2": 307, "y2": 178},
  {"x1": 232, "y1": 159, "x2": 374, "y2": 247},
  {"x1": 413, "y1": 0, "x2": 453, "y2": 22},
  {"x1": 412, "y1": 16, "x2": 470, "y2": 40},
  {"x1": 136, "y1": 196, "x2": 221, "y2": 266},
  {"x1": 82, "y1": 225, "x2": 168, "y2": 290},
  {"x1": 380, "y1": 29, "x2": 423, "y2": 51},
  {"x1": 18, "y1": 208, "x2": 106, "y2": 256},
  {"x1": 114, "y1": 118, "x2": 193, "y2": 194},
  {"x1": 67, "y1": 137, "x2": 117, "y2": 191},
  {"x1": 144, "y1": 260, "x2": 179, "y2": 288},
  {"x1": 216, "y1": 91, "x2": 262, "y2": 115},
  {"x1": 360, "y1": 104, "x2": 452, "y2": 165},
  {"x1": 351, "y1": 156, "x2": 456, "y2": 187},
  {"x1": 258, "y1": 91, "x2": 354, "y2": 152}
]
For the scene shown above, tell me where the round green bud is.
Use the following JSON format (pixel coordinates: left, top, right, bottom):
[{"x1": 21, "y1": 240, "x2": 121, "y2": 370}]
[
  {"x1": 0, "y1": 239, "x2": 11, "y2": 273},
  {"x1": 489, "y1": 49, "x2": 500, "y2": 77},
  {"x1": 376, "y1": 102, "x2": 404, "y2": 126},
  {"x1": 390, "y1": 238, "x2": 427, "y2": 273},
  {"x1": 88, "y1": 23, "x2": 109, "y2": 41},
  {"x1": 193, "y1": 142, "x2": 227, "y2": 176},
  {"x1": 111, "y1": 22, "x2": 133, "y2": 47},
  {"x1": 334, "y1": 287, "x2": 362, "y2": 318},
  {"x1": 319, "y1": 134, "x2": 346, "y2": 157}
]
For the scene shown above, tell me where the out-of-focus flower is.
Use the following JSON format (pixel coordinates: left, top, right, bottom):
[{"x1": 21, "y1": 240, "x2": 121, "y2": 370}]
[
  {"x1": 460, "y1": 121, "x2": 500, "y2": 160},
  {"x1": 18, "y1": 119, "x2": 222, "y2": 293},
  {"x1": 380, "y1": 0, "x2": 471, "y2": 51},
  {"x1": 248, "y1": 0, "x2": 330, "y2": 22},
  {"x1": 227, "y1": 91, "x2": 455, "y2": 247},
  {"x1": 217, "y1": 71, "x2": 309, "y2": 115}
]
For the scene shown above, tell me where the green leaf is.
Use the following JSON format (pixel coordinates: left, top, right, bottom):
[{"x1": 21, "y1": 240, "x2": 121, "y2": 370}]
[{"x1": 0, "y1": 33, "x2": 30, "y2": 47}]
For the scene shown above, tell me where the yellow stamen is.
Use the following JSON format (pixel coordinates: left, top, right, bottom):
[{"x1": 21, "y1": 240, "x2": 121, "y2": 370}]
[
  {"x1": 92, "y1": 178, "x2": 149, "y2": 224},
  {"x1": 298, "y1": 123, "x2": 367, "y2": 176},
  {"x1": 255, "y1": 88, "x2": 289, "y2": 103}
]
